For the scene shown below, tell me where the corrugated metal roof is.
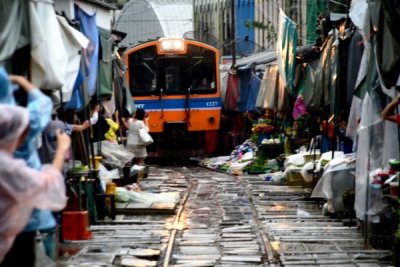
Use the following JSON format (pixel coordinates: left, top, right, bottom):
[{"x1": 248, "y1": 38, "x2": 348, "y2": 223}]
[
  {"x1": 235, "y1": 50, "x2": 277, "y2": 67},
  {"x1": 114, "y1": 0, "x2": 193, "y2": 46},
  {"x1": 149, "y1": 0, "x2": 192, "y2": 37},
  {"x1": 220, "y1": 50, "x2": 277, "y2": 71}
]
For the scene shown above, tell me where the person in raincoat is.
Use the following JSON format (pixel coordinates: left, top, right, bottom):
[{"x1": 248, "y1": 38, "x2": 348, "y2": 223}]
[
  {"x1": 0, "y1": 104, "x2": 70, "y2": 265},
  {"x1": 6, "y1": 74, "x2": 58, "y2": 264}
]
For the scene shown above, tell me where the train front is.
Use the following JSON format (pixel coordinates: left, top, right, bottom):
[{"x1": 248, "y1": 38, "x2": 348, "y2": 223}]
[{"x1": 124, "y1": 37, "x2": 222, "y2": 157}]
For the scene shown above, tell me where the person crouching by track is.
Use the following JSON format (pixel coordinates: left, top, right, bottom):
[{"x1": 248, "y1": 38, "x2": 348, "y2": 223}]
[
  {"x1": 126, "y1": 108, "x2": 149, "y2": 166},
  {"x1": 0, "y1": 104, "x2": 70, "y2": 266}
]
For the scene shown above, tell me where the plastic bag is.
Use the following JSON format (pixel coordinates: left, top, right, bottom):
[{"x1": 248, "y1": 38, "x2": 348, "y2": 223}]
[
  {"x1": 139, "y1": 128, "x2": 153, "y2": 145},
  {"x1": 34, "y1": 232, "x2": 56, "y2": 267}
]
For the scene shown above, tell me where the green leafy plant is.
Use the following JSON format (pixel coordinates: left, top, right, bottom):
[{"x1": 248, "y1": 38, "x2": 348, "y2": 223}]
[
  {"x1": 244, "y1": 156, "x2": 268, "y2": 173},
  {"x1": 244, "y1": 20, "x2": 276, "y2": 41}
]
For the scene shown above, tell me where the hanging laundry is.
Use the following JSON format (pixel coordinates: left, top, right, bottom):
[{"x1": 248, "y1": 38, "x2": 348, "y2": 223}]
[{"x1": 74, "y1": 4, "x2": 99, "y2": 97}]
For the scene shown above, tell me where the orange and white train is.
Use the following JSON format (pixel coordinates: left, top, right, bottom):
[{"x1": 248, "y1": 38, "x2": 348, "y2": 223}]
[{"x1": 123, "y1": 37, "x2": 222, "y2": 157}]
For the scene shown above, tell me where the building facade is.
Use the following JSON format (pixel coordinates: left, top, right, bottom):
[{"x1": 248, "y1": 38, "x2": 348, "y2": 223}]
[{"x1": 193, "y1": 0, "x2": 317, "y2": 56}]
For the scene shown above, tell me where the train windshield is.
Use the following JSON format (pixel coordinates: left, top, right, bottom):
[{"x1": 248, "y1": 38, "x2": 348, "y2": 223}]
[{"x1": 128, "y1": 44, "x2": 217, "y2": 96}]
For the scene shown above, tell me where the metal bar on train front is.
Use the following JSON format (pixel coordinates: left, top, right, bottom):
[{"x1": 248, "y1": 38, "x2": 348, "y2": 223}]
[
  {"x1": 185, "y1": 87, "x2": 191, "y2": 126},
  {"x1": 159, "y1": 88, "x2": 164, "y2": 118}
]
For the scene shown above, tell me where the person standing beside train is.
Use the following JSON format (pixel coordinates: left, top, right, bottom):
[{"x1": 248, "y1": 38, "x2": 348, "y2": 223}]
[{"x1": 126, "y1": 108, "x2": 149, "y2": 165}]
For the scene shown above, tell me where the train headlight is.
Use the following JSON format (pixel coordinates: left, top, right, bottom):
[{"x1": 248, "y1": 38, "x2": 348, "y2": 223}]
[
  {"x1": 172, "y1": 40, "x2": 184, "y2": 50},
  {"x1": 161, "y1": 40, "x2": 172, "y2": 50},
  {"x1": 159, "y1": 37, "x2": 185, "y2": 53}
]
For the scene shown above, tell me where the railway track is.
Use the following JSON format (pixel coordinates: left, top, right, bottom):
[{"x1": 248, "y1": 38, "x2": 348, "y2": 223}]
[{"x1": 59, "y1": 165, "x2": 392, "y2": 266}]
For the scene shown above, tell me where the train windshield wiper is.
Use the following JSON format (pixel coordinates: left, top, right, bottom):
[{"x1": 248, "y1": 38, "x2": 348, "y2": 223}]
[
  {"x1": 185, "y1": 87, "x2": 191, "y2": 126},
  {"x1": 159, "y1": 88, "x2": 164, "y2": 118}
]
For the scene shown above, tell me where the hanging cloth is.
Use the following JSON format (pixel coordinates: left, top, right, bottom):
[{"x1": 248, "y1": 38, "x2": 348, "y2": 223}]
[
  {"x1": 306, "y1": 0, "x2": 326, "y2": 44},
  {"x1": 30, "y1": 0, "x2": 68, "y2": 89},
  {"x1": 112, "y1": 53, "x2": 135, "y2": 115},
  {"x1": 0, "y1": 0, "x2": 30, "y2": 63},
  {"x1": 369, "y1": 0, "x2": 400, "y2": 89},
  {"x1": 354, "y1": 93, "x2": 386, "y2": 219},
  {"x1": 276, "y1": 73, "x2": 290, "y2": 113},
  {"x1": 255, "y1": 65, "x2": 269, "y2": 109},
  {"x1": 98, "y1": 27, "x2": 113, "y2": 98},
  {"x1": 220, "y1": 71, "x2": 229, "y2": 106},
  {"x1": 74, "y1": 4, "x2": 99, "y2": 97},
  {"x1": 56, "y1": 15, "x2": 89, "y2": 103},
  {"x1": 329, "y1": 32, "x2": 339, "y2": 116},
  {"x1": 276, "y1": 8, "x2": 298, "y2": 95},
  {"x1": 310, "y1": 31, "x2": 336, "y2": 110},
  {"x1": 238, "y1": 67, "x2": 252, "y2": 112},
  {"x1": 349, "y1": 0, "x2": 368, "y2": 31},
  {"x1": 246, "y1": 71, "x2": 261, "y2": 111},
  {"x1": 224, "y1": 71, "x2": 240, "y2": 111},
  {"x1": 346, "y1": 30, "x2": 364, "y2": 106},
  {"x1": 64, "y1": 70, "x2": 85, "y2": 110},
  {"x1": 262, "y1": 65, "x2": 279, "y2": 110},
  {"x1": 302, "y1": 60, "x2": 318, "y2": 110}
]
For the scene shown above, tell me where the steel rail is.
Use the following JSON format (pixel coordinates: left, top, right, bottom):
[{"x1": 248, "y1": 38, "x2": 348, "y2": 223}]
[{"x1": 162, "y1": 183, "x2": 192, "y2": 267}]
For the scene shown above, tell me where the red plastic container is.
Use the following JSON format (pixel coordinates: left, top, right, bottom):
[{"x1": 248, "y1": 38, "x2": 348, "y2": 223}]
[{"x1": 61, "y1": 211, "x2": 92, "y2": 240}]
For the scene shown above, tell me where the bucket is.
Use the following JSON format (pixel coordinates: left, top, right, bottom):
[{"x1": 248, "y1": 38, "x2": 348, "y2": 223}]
[
  {"x1": 89, "y1": 156, "x2": 102, "y2": 170},
  {"x1": 61, "y1": 211, "x2": 92, "y2": 240}
]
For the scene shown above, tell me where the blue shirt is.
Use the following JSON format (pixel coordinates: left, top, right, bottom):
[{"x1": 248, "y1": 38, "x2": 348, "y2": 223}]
[{"x1": 14, "y1": 88, "x2": 56, "y2": 231}]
